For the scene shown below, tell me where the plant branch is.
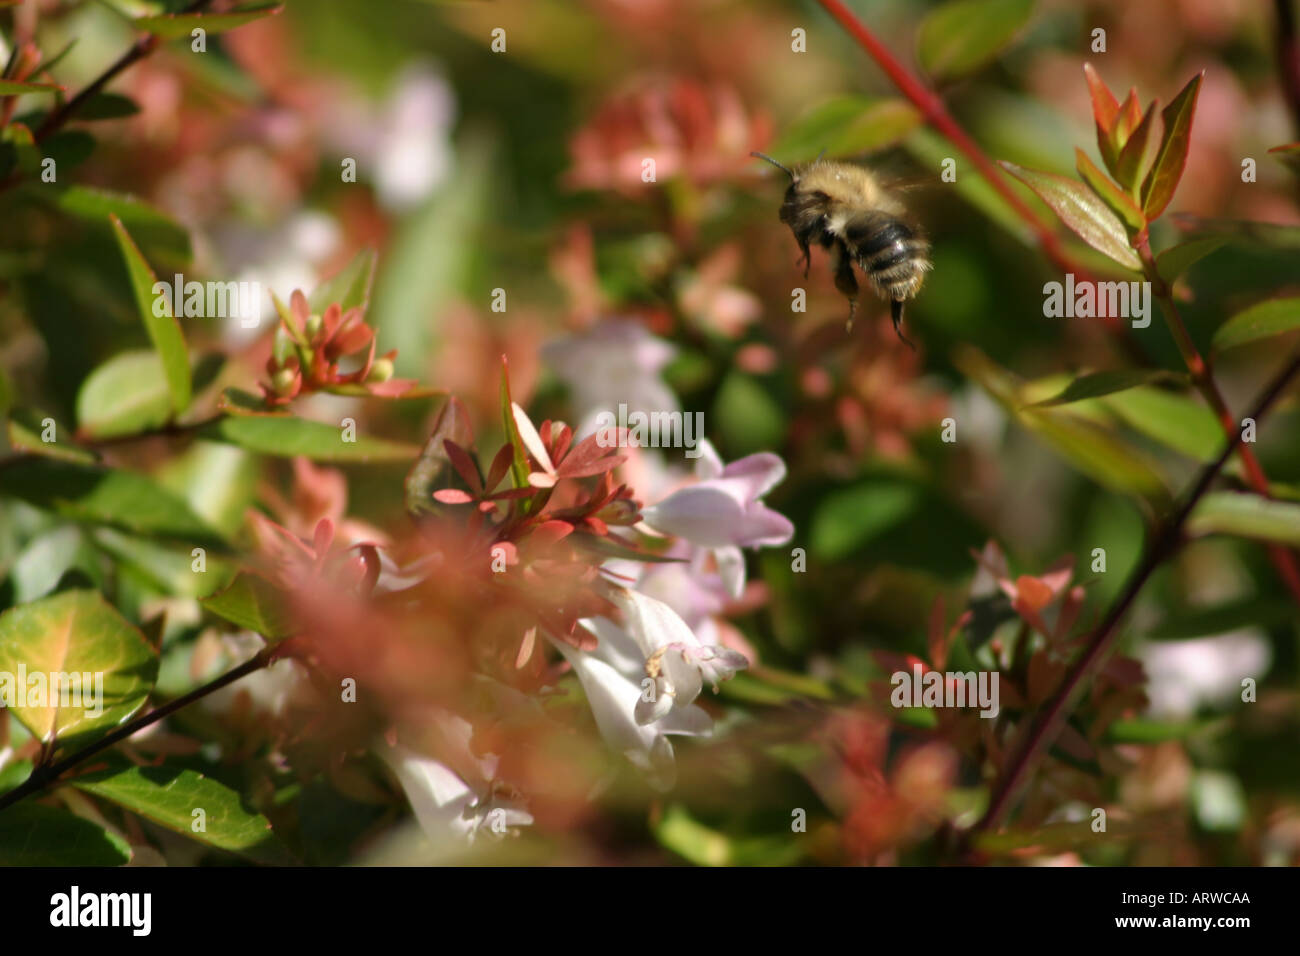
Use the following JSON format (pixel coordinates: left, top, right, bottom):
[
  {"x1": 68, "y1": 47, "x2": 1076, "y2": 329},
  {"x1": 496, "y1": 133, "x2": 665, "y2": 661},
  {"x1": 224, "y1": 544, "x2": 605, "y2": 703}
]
[
  {"x1": 0, "y1": 0, "x2": 213, "y2": 193},
  {"x1": 1135, "y1": 235, "x2": 1300, "y2": 606},
  {"x1": 0, "y1": 648, "x2": 271, "y2": 815},
  {"x1": 965, "y1": 339, "x2": 1300, "y2": 848},
  {"x1": 1276, "y1": 0, "x2": 1300, "y2": 139}
]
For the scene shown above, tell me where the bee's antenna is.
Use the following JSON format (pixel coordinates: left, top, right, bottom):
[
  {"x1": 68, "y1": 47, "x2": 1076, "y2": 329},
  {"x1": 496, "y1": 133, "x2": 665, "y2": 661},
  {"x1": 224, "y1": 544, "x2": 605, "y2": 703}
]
[
  {"x1": 750, "y1": 151, "x2": 796, "y2": 181},
  {"x1": 815, "y1": 148, "x2": 828, "y2": 163}
]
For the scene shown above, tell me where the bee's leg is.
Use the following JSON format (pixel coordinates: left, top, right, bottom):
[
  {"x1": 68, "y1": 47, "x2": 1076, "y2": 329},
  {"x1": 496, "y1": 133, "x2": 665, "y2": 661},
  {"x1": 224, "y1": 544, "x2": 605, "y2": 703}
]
[
  {"x1": 796, "y1": 237, "x2": 811, "y2": 278},
  {"x1": 831, "y1": 242, "x2": 859, "y2": 332},
  {"x1": 891, "y1": 299, "x2": 916, "y2": 350}
]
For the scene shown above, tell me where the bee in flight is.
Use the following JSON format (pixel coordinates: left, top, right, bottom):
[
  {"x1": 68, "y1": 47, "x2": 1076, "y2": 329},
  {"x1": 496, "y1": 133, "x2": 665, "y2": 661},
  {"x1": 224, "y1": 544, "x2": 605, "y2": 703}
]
[{"x1": 752, "y1": 151, "x2": 931, "y2": 346}]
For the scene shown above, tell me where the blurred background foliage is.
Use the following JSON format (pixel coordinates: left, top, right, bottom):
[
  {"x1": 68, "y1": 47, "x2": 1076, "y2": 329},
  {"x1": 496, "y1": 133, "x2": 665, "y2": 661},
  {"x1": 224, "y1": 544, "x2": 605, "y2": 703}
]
[{"x1": 2, "y1": 0, "x2": 1300, "y2": 866}]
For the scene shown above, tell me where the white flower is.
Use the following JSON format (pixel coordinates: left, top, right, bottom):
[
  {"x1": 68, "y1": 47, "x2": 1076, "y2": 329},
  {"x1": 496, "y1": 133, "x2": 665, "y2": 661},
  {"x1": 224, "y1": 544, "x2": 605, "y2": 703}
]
[
  {"x1": 376, "y1": 713, "x2": 531, "y2": 845},
  {"x1": 601, "y1": 586, "x2": 748, "y2": 726},
  {"x1": 553, "y1": 635, "x2": 710, "y2": 790},
  {"x1": 1137, "y1": 630, "x2": 1271, "y2": 719},
  {"x1": 640, "y1": 440, "x2": 794, "y2": 597}
]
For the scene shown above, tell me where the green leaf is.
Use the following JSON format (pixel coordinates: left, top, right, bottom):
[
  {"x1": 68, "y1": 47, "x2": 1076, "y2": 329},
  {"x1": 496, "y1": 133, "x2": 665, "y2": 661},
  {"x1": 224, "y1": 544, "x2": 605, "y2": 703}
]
[
  {"x1": 1075, "y1": 148, "x2": 1144, "y2": 232},
  {"x1": 1102, "y1": 385, "x2": 1224, "y2": 462},
  {"x1": 76, "y1": 351, "x2": 173, "y2": 440},
  {"x1": 56, "y1": 186, "x2": 191, "y2": 263},
  {"x1": 0, "y1": 457, "x2": 225, "y2": 545},
  {"x1": 155, "y1": 441, "x2": 258, "y2": 539},
  {"x1": 916, "y1": 0, "x2": 1034, "y2": 82},
  {"x1": 767, "y1": 96, "x2": 922, "y2": 163},
  {"x1": 498, "y1": 359, "x2": 531, "y2": 490},
  {"x1": 1148, "y1": 597, "x2": 1298, "y2": 640},
  {"x1": 200, "y1": 414, "x2": 419, "y2": 463},
  {"x1": 1154, "y1": 236, "x2": 1228, "y2": 282},
  {"x1": 76, "y1": 92, "x2": 140, "y2": 120},
  {"x1": 41, "y1": 130, "x2": 95, "y2": 169},
  {"x1": 1141, "y1": 71, "x2": 1203, "y2": 221},
  {"x1": 0, "y1": 758, "x2": 33, "y2": 795},
  {"x1": 959, "y1": 347, "x2": 1169, "y2": 500},
  {"x1": 1188, "y1": 492, "x2": 1300, "y2": 546},
  {"x1": 0, "y1": 79, "x2": 61, "y2": 95},
  {"x1": 1027, "y1": 369, "x2": 1186, "y2": 408},
  {"x1": 1020, "y1": 407, "x2": 1169, "y2": 501},
  {"x1": 6, "y1": 409, "x2": 97, "y2": 463},
  {"x1": 200, "y1": 572, "x2": 296, "y2": 640},
  {"x1": 1113, "y1": 100, "x2": 1157, "y2": 191},
  {"x1": 0, "y1": 803, "x2": 131, "y2": 866},
  {"x1": 810, "y1": 480, "x2": 921, "y2": 560},
  {"x1": 110, "y1": 215, "x2": 191, "y2": 413},
  {"x1": 135, "y1": 3, "x2": 284, "y2": 38},
  {"x1": 71, "y1": 755, "x2": 289, "y2": 860},
  {"x1": 309, "y1": 247, "x2": 378, "y2": 314},
  {"x1": 0, "y1": 589, "x2": 158, "y2": 750},
  {"x1": 1211, "y1": 296, "x2": 1300, "y2": 354},
  {"x1": 999, "y1": 161, "x2": 1142, "y2": 270}
]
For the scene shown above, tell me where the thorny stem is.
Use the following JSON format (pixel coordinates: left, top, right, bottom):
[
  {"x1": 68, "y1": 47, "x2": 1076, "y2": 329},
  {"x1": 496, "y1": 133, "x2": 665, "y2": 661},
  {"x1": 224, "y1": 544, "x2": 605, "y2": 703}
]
[
  {"x1": 0, "y1": 649, "x2": 272, "y2": 815},
  {"x1": 1134, "y1": 235, "x2": 1300, "y2": 606},
  {"x1": 966, "y1": 341, "x2": 1300, "y2": 849}
]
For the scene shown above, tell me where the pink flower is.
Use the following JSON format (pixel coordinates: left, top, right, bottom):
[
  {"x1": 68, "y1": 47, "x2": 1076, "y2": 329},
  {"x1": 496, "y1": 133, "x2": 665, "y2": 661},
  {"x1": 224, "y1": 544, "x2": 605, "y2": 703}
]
[{"x1": 639, "y1": 440, "x2": 793, "y2": 597}]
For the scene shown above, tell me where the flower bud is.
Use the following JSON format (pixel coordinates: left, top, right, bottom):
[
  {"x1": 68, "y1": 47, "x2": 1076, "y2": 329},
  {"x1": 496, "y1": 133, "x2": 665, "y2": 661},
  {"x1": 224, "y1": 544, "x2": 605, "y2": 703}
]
[
  {"x1": 305, "y1": 313, "x2": 323, "y2": 337},
  {"x1": 271, "y1": 366, "x2": 298, "y2": 395},
  {"x1": 366, "y1": 357, "x2": 395, "y2": 383}
]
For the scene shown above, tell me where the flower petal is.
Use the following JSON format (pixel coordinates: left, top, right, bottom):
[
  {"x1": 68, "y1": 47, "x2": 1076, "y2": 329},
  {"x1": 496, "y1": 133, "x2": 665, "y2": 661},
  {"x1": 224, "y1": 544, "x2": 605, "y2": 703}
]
[{"x1": 512, "y1": 401, "x2": 556, "y2": 474}]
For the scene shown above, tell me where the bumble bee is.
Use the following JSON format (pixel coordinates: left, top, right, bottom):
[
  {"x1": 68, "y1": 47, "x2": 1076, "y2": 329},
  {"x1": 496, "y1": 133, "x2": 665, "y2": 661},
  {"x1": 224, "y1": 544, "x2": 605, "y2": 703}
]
[{"x1": 752, "y1": 151, "x2": 931, "y2": 346}]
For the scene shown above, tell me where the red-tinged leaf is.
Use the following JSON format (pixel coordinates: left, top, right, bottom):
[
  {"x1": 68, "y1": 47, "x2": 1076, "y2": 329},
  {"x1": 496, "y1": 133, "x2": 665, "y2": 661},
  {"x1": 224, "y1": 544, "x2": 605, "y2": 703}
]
[
  {"x1": 1115, "y1": 89, "x2": 1143, "y2": 143},
  {"x1": 532, "y1": 520, "x2": 574, "y2": 547},
  {"x1": 1141, "y1": 71, "x2": 1204, "y2": 221},
  {"x1": 1114, "y1": 100, "x2": 1157, "y2": 192},
  {"x1": 999, "y1": 161, "x2": 1142, "y2": 270},
  {"x1": 1083, "y1": 64, "x2": 1119, "y2": 133},
  {"x1": 405, "y1": 396, "x2": 475, "y2": 515},
  {"x1": 442, "y1": 439, "x2": 484, "y2": 494},
  {"x1": 1268, "y1": 142, "x2": 1300, "y2": 153},
  {"x1": 556, "y1": 432, "x2": 623, "y2": 479},
  {"x1": 486, "y1": 486, "x2": 536, "y2": 501},
  {"x1": 1027, "y1": 651, "x2": 1064, "y2": 705},
  {"x1": 433, "y1": 488, "x2": 474, "y2": 504},
  {"x1": 486, "y1": 443, "x2": 515, "y2": 491},
  {"x1": 550, "y1": 423, "x2": 573, "y2": 465},
  {"x1": 1075, "y1": 148, "x2": 1144, "y2": 232}
]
